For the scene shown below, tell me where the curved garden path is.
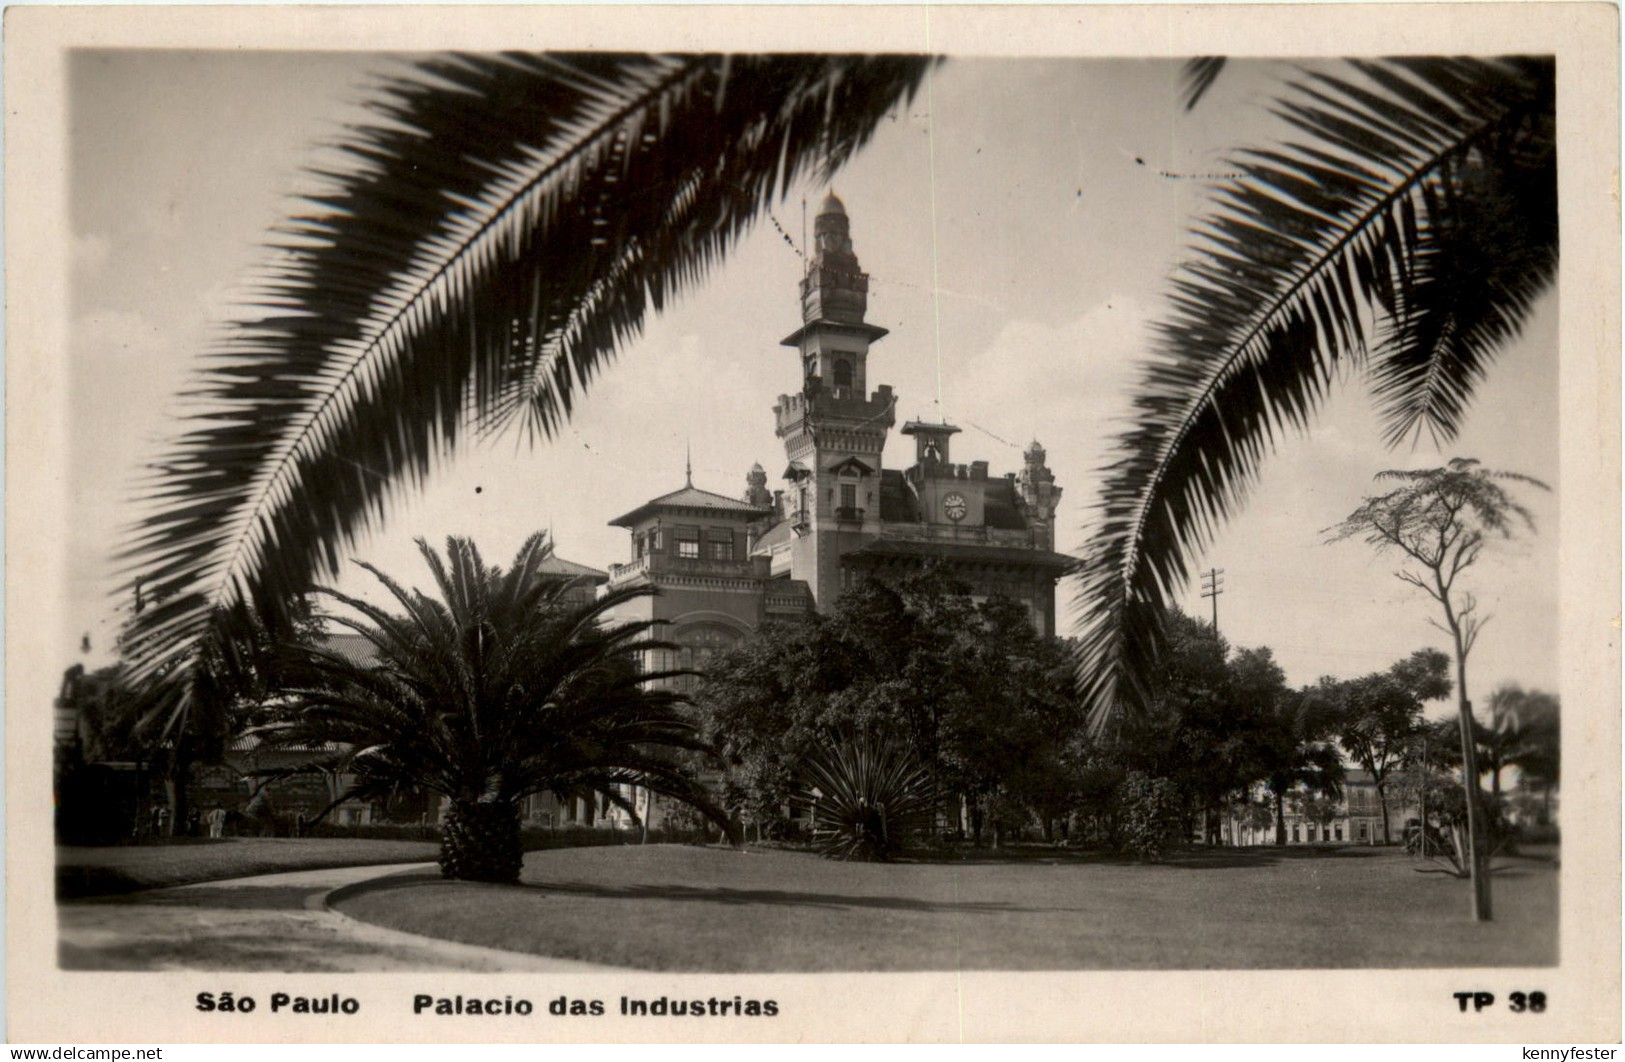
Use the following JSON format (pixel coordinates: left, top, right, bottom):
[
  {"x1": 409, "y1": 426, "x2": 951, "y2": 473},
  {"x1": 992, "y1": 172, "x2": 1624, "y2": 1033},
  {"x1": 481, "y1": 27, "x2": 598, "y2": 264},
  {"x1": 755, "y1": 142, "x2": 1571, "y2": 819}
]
[{"x1": 58, "y1": 862, "x2": 614, "y2": 972}]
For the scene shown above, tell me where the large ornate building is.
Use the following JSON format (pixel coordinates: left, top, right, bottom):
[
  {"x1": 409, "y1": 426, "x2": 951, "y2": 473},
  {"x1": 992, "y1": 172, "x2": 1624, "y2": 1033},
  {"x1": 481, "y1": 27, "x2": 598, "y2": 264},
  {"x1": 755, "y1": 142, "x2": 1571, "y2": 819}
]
[{"x1": 603, "y1": 194, "x2": 1073, "y2": 684}]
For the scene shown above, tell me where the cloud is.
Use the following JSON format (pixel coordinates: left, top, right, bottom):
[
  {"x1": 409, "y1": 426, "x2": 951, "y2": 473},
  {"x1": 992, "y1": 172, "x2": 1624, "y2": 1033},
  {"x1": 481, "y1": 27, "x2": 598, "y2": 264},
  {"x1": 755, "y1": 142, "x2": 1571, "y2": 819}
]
[{"x1": 939, "y1": 296, "x2": 1150, "y2": 545}]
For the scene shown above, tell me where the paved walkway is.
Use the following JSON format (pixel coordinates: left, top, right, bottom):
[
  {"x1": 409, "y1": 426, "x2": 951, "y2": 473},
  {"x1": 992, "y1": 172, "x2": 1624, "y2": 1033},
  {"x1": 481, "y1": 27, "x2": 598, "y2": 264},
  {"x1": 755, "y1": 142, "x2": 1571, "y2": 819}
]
[{"x1": 59, "y1": 863, "x2": 612, "y2": 972}]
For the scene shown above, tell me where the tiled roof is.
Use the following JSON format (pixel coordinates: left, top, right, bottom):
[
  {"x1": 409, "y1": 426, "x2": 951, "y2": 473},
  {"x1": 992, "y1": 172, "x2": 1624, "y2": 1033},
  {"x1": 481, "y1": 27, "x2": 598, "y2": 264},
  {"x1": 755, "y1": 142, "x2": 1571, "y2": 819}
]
[
  {"x1": 537, "y1": 554, "x2": 609, "y2": 581},
  {"x1": 610, "y1": 484, "x2": 773, "y2": 527}
]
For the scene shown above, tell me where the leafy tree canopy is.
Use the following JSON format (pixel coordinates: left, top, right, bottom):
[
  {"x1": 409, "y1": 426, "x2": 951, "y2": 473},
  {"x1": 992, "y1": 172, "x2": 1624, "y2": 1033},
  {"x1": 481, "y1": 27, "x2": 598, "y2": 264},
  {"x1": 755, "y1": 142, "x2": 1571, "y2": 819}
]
[{"x1": 694, "y1": 566, "x2": 1081, "y2": 831}]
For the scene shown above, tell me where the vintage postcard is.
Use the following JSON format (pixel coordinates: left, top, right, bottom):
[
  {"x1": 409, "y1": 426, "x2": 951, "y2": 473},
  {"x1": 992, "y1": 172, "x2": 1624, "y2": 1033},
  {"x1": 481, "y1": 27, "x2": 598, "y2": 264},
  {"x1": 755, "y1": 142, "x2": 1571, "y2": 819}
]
[{"x1": 6, "y1": 2, "x2": 1619, "y2": 1044}]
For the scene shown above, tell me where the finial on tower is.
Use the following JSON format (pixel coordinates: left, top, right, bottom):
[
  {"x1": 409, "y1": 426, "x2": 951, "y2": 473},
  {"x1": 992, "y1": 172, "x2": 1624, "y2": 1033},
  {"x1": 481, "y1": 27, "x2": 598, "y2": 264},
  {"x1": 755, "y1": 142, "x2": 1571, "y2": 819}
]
[{"x1": 685, "y1": 440, "x2": 693, "y2": 487}]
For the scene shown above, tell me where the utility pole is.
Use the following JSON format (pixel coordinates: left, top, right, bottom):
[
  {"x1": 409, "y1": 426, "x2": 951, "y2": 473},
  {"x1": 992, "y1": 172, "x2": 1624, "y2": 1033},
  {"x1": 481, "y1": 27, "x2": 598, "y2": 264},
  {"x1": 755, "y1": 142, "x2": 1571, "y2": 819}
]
[
  {"x1": 1200, "y1": 567, "x2": 1225, "y2": 635},
  {"x1": 1419, "y1": 731, "x2": 1429, "y2": 858}
]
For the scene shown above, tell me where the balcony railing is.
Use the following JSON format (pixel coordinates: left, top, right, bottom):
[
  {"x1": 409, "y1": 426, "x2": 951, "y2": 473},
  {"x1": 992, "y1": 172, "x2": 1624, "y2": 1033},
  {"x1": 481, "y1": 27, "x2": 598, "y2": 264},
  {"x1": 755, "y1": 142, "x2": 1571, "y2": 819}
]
[
  {"x1": 876, "y1": 524, "x2": 1037, "y2": 548},
  {"x1": 609, "y1": 553, "x2": 764, "y2": 585}
]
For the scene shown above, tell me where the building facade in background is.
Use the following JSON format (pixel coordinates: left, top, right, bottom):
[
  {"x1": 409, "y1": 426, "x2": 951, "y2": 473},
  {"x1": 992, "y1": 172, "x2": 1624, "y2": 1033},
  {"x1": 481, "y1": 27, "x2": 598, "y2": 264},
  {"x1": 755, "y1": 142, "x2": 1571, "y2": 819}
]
[
  {"x1": 595, "y1": 194, "x2": 1076, "y2": 832},
  {"x1": 604, "y1": 193, "x2": 1073, "y2": 668}
]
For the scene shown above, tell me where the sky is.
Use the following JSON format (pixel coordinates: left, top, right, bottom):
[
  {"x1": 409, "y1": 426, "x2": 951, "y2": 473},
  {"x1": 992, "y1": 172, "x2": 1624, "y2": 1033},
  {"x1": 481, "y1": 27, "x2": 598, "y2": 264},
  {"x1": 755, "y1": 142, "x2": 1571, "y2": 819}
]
[{"x1": 67, "y1": 52, "x2": 1560, "y2": 715}]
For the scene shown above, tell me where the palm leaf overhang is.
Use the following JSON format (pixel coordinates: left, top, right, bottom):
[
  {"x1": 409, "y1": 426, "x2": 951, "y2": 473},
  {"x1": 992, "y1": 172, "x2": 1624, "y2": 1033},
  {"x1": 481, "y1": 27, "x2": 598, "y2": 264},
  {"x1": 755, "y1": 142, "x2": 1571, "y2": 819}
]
[
  {"x1": 1076, "y1": 57, "x2": 1556, "y2": 731},
  {"x1": 120, "y1": 52, "x2": 936, "y2": 692}
]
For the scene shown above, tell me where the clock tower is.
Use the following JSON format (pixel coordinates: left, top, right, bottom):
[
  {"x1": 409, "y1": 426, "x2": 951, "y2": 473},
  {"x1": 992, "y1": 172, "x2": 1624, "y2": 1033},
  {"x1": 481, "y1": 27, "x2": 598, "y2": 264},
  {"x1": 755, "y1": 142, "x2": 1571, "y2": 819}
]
[{"x1": 772, "y1": 192, "x2": 895, "y2": 608}]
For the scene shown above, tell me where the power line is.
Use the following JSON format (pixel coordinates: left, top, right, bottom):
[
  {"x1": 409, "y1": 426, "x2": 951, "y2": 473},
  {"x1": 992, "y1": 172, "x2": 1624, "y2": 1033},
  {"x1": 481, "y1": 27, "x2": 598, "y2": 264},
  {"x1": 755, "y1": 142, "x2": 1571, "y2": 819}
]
[
  {"x1": 1200, "y1": 567, "x2": 1225, "y2": 635},
  {"x1": 767, "y1": 210, "x2": 805, "y2": 261}
]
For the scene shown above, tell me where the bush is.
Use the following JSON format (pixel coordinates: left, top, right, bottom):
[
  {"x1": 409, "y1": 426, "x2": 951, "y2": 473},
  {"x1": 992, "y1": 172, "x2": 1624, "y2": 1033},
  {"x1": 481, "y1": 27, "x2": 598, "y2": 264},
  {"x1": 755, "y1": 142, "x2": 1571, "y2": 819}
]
[
  {"x1": 1115, "y1": 772, "x2": 1185, "y2": 861},
  {"x1": 801, "y1": 734, "x2": 937, "y2": 861}
]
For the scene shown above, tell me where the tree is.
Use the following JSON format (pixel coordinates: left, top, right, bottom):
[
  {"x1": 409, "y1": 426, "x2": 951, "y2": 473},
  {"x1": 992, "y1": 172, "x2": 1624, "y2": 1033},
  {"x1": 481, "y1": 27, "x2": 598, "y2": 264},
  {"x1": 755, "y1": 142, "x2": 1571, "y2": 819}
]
[
  {"x1": 1255, "y1": 687, "x2": 1344, "y2": 847},
  {"x1": 1109, "y1": 610, "x2": 1281, "y2": 844},
  {"x1": 1510, "y1": 691, "x2": 1561, "y2": 821},
  {"x1": 1294, "y1": 792, "x2": 1341, "y2": 841},
  {"x1": 1075, "y1": 58, "x2": 1554, "y2": 729},
  {"x1": 108, "y1": 596, "x2": 327, "y2": 836},
  {"x1": 1315, "y1": 648, "x2": 1451, "y2": 846},
  {"x1": 267, "y1": 533, "x2": 734, "y2": 883},
  {"x1": 1478, "y1": 685, "x2": 1559, "y2": 799},
  {"x1": 1329, "y1": 459, "x2": 1545, "y2": 919},
  {"x1": 694, "y1": 567, "x2": 1083, "y2": 845}
]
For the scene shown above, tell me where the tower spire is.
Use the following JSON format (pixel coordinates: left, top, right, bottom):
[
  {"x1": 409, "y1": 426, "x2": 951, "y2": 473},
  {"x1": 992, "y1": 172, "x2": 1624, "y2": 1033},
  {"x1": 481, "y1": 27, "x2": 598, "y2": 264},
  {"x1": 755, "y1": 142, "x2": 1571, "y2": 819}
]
[{"x1": 685, "y1": 440, "x2": 692, "y2": 487}]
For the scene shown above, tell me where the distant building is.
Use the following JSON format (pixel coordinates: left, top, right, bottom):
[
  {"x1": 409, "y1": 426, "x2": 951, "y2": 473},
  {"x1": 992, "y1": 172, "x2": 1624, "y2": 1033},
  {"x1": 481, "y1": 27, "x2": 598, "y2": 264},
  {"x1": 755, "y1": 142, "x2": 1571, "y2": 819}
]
[{"x1": 1221, "y1": 770, "x2": 1413, "y2": 846}]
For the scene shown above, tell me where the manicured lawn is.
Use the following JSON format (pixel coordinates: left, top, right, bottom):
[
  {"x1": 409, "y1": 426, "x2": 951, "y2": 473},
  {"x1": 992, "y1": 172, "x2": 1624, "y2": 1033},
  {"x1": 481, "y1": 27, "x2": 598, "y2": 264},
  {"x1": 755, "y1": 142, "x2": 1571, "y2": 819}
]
[
  {"x1": 57, "y1": 837, "x2": 439, "y2": 898},
  {"x1": 333, "y1": 843, "x2": 1558, "y2": 971}
]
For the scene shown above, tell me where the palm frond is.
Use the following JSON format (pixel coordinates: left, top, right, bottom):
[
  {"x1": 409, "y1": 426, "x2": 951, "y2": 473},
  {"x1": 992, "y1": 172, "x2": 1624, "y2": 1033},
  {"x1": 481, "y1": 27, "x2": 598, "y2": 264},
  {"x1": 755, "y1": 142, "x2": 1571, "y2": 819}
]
[
  {"x1": 1076, "y1": 58, "x2": 1555, "y2": 730},
  {"x1": 1181, "y1": 57, "x2": 1227, "y2": 111},
  {"x1": 121, "y1": 53, "x2": 935, "y2": 683}
]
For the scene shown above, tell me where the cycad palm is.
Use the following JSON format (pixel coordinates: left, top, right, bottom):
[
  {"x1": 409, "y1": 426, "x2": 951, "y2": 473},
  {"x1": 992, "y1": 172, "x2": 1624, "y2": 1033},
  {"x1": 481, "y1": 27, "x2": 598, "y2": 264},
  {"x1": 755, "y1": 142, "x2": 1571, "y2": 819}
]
[{"x1": 270, "y1": 532, "x2": 732, "y2": 883}]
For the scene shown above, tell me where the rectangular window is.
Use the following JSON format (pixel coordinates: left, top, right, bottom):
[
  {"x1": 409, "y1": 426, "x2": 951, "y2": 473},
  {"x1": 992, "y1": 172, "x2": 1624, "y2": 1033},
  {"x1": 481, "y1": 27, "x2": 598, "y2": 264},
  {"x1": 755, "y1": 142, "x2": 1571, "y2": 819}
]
[
  {"x1": 840, "y1": 483, "x2": 857, "y2": 509},
  {"x1": 676, "y1": 527, "x2": 700, "y2": 559},
  {"x1": 705, "y1": 527, "x2": 734, "y2": 561}
]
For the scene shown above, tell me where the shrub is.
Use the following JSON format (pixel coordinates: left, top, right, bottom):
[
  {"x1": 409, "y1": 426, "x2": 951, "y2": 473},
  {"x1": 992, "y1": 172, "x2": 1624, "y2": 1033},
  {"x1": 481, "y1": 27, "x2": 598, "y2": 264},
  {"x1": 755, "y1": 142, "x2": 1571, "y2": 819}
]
[
  {"x1": 801, "y1": 734, "x2": 936, "y2": 861},
  {"x1": 1115, "y1": 772, "x2": 1185, "y2": 861}
]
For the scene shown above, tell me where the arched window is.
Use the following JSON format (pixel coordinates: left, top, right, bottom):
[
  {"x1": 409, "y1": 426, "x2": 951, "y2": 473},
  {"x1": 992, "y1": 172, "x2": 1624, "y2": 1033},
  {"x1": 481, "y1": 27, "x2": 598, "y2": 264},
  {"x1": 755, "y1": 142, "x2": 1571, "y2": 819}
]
[
  {"x1": 832, "y1": 358, "x2": 853, "y2": 391},
  {"x1": 673, "y1": 623, "x2": 744, "y2": 694}
]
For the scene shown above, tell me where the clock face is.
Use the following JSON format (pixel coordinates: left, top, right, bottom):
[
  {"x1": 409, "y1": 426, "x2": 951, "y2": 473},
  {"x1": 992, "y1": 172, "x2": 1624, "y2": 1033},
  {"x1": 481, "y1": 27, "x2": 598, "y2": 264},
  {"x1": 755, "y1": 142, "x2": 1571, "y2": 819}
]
[{"x1": 943, "y1": 491, "x2": 968, "y2": 522}]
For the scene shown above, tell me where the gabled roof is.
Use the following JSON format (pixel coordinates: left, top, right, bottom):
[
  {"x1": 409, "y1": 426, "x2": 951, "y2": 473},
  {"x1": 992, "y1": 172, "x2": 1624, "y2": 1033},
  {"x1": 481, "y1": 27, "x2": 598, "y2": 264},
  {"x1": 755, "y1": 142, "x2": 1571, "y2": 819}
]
[
  {"x1": 828, "y1": 456, "x2": 876, "y2": 477},
  {"x1": 536, "y1": 554, "x2": 609, "y2": 582},
  {"x1": 610, "y1": 484, "x2": 773, "y2": 528}
]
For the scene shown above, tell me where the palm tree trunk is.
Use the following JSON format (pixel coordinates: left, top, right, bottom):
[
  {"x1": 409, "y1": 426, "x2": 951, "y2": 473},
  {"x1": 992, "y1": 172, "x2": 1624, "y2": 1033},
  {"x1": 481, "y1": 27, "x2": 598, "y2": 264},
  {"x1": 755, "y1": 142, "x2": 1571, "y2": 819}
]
[
  {"x1": 1274, "y1": 792, "x2": 1287, "y2": 846},
  {"x1": 439, "y1": 798, "x2": 522, "y2": 883}
]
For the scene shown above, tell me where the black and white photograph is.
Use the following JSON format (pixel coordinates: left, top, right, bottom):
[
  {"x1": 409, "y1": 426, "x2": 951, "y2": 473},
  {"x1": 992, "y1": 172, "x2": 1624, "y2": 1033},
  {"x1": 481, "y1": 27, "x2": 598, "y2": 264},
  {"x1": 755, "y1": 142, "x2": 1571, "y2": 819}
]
[{"x1": 8, "y1": 3, "x2": 1619, "y2": 1044}]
